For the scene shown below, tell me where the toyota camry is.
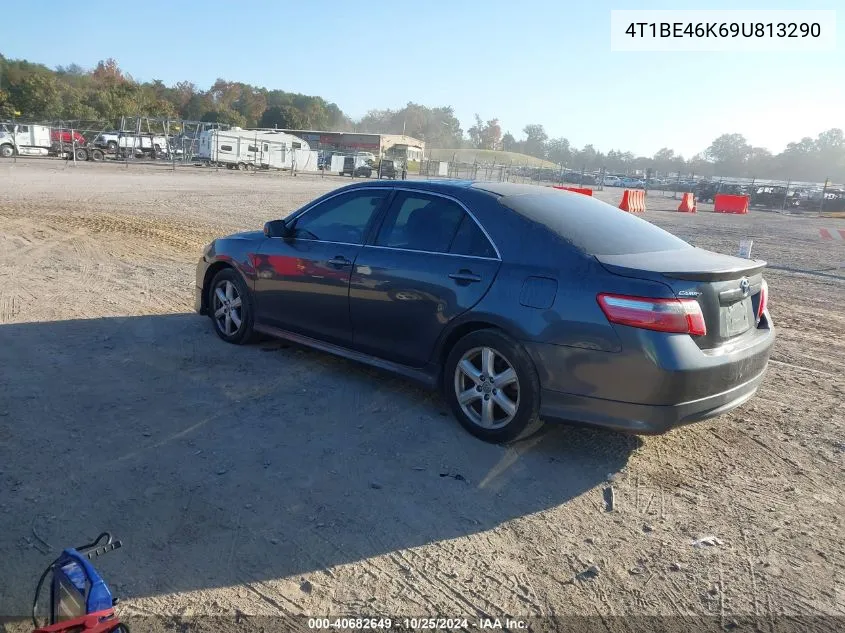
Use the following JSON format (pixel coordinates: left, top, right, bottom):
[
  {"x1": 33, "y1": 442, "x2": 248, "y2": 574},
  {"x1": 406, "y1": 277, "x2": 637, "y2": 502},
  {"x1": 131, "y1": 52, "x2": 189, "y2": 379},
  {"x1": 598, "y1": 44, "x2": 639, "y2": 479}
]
[{"x1": 196, "y1": 181, "x2": 775, "y2": 443}]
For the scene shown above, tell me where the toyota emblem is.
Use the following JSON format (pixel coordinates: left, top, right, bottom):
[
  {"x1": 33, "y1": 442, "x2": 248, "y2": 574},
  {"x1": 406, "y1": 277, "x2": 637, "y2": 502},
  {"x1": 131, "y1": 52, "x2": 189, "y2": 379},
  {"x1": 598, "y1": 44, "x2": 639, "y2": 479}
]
[{"x1": 740, "y1": 278, "x2": 750, "y2": 295}]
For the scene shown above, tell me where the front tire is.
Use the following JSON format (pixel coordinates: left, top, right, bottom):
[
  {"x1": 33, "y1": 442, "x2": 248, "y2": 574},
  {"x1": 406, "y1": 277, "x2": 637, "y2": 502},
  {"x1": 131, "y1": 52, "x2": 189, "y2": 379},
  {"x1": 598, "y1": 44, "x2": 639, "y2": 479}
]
[
  {"x1": 208, "y1": 268, "x2": 256, "y2": 344},
  {"x1": 444, "y1": 329, "x2": 544, "y2": 443},
  {"x1": 0, "y1": 144, "x2": 14, "y2": 158}
]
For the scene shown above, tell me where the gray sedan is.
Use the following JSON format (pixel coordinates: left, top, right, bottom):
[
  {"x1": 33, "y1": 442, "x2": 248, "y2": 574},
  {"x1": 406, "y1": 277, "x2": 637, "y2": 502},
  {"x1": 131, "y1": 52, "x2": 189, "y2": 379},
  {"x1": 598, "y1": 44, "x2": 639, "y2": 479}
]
[{"x1": 195, "y1": 181, "x2": 775, "y2": 443}]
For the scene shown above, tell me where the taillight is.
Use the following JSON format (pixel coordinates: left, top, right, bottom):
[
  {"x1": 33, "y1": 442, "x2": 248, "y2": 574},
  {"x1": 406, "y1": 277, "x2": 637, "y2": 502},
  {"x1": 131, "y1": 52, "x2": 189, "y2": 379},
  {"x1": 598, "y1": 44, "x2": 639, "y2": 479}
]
[
  {"x1": 757, "y1": 279, "x2": 768, "y2": 319},
  {"x1": 597, "y1": 293, "x2": 707, "y2": 336}
]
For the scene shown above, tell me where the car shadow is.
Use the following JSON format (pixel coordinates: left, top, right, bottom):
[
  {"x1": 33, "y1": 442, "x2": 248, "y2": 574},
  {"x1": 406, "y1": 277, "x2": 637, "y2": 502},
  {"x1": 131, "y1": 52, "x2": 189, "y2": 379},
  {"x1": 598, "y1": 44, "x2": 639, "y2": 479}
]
[{"x1": 0, "y1": 313, "x2": 640, "y2": 611}]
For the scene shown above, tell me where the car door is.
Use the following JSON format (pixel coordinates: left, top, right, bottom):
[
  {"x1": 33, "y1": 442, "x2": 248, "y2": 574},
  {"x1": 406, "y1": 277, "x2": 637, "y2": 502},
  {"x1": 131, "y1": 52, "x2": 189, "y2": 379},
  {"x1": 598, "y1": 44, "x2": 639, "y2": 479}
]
[
  {"x1": 348, "y1": 190, "x2": 501, "y2": 367},
  {"x1": 253, "y1": 188, "x2": 392, "y2": 347}
]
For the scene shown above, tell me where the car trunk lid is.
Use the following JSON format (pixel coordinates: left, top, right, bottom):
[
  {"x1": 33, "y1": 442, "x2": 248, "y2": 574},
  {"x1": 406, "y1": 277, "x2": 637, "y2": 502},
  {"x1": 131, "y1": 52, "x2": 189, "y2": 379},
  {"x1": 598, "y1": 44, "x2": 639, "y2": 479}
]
[{"x1": 596, "y1": 248, "x2": 767, "y2": 349}]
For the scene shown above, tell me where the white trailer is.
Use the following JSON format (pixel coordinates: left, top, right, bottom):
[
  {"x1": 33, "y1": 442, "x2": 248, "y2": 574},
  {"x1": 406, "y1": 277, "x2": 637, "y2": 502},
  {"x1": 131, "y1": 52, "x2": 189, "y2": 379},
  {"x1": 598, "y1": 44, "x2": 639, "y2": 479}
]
[
  {"x1": 0, "y1": 123, "x2": 52, "y2": 157},
  {"x1": 330, "y1": 154, "x2": 346, "y2": 173},
  {"x1": 198, "y1": 128, "x2": 308, "y2": 170}
]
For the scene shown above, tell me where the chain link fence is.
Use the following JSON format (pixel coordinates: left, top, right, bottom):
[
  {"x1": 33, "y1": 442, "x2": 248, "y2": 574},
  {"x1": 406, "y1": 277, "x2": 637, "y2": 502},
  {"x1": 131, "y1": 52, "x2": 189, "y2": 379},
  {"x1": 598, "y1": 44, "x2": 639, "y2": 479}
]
[
  {"x1": 416, "y1": 157, "x2": 845, "y2": 214},
  {"x1": 3, "y1": 119, "x2": 843, "y2": 213},
  {"x1": 0, "y1": 116, "x2": 231, "y2": 167}
]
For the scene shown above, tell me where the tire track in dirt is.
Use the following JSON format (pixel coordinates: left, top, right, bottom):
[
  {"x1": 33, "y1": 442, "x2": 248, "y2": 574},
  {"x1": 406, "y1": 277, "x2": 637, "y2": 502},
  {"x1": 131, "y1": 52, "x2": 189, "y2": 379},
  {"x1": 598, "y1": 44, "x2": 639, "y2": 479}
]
[
  {"x1": 42, "y1": 213, "x2": 217, "y2": 254},
  {"x1": 0, "y1": 221, "x2": 87, "y2": 267},
  {"x1": 0, "y1": 293, "x2": 21, "y2": 323}
]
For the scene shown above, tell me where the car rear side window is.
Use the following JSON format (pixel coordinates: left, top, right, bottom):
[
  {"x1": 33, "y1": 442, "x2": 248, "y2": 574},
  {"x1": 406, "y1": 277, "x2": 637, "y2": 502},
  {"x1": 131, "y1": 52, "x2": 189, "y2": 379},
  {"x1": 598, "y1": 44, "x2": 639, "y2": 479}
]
[
  {"x1": 375, "y1": 193, "x2": 465, "y2": 254},
  {"x1": 500, "y1": 192, "x2": 691, "y2": 256},
  {"x1": 449, "y1": 214, "x2": 497, "y2": 258}
]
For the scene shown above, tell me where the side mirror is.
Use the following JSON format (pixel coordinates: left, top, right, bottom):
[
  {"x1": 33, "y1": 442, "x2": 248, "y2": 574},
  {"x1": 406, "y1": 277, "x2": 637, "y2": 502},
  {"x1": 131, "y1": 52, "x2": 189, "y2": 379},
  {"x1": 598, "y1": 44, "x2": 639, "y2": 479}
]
[{"x1": 264, "y1": 219, "x2": 291, "y2": 238}]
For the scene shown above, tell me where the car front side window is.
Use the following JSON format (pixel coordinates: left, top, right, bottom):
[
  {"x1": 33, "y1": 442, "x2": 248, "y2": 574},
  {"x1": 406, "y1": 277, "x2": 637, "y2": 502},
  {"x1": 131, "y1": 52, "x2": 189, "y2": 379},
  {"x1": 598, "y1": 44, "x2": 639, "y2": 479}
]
[{"x1": 293, "y1": 191, "x2": 388, "y2": 245}]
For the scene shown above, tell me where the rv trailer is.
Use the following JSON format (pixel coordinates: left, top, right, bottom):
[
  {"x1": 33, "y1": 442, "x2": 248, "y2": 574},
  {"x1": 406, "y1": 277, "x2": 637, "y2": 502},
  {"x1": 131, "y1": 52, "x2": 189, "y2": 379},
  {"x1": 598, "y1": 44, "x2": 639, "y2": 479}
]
[{"x1": 198, "y1": 128, "x2": 308, "y2": 170}]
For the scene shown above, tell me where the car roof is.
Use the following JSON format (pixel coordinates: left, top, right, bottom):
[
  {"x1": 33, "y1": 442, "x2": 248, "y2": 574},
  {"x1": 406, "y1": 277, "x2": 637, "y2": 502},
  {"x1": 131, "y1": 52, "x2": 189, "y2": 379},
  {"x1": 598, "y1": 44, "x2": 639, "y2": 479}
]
[
  {"x1": 344, "y1": 179, "x2": 475, "y2": 193},
  {"x1": 344, "y1": 179, "x2": 619, "y2": 204},
  {"x1": 342, "y1": 180, "x2": 621, "y2": 219}
]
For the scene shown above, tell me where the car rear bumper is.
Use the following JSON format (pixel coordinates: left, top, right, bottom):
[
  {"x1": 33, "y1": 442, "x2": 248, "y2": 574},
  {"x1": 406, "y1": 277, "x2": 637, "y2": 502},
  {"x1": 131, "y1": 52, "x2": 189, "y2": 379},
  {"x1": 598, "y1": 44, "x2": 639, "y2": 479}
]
[
  {"x1": 526, "y1": 314, "x2": 775, "y2": 434},
  {"x1": 538, "y1": 367, "x2": 768, "y2": 434}
]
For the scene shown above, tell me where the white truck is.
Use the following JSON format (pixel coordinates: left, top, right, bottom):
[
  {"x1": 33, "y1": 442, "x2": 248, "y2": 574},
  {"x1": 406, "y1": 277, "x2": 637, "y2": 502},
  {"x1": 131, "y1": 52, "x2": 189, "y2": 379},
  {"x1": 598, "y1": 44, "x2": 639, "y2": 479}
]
[
  {"x1": 0, "y1": 124, "x2": 52, "y2": 157},
  {"x1": 197, "y1": 128, "x2": 309, "y2": 170},
  {"x1": 0, "y1": 123, "x2": 106, "y2": 161},
  {"x1": 93, "y1": 132, "x2": 171, "y2": 157}
]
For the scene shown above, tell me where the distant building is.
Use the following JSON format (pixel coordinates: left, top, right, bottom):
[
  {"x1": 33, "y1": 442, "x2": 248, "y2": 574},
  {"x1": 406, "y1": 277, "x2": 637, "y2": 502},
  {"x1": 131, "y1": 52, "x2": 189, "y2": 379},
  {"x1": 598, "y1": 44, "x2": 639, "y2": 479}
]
[
  {"x1": 378, "y1": 134, "x2": 425, "y2": 162},
  {"x1": 268, "y1": 129, "x2": 425, "y2": 162}
]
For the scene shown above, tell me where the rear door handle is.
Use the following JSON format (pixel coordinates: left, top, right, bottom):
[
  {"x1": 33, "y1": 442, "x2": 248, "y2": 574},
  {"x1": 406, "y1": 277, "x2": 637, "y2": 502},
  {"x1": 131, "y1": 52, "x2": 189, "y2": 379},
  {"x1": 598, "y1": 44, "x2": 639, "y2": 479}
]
[
  {"x1": 449, "y1": 271, "x2": 482, "y2": 283},
  {"x1": 328, "y1": 256, "x2": 352, "y2": 267}
]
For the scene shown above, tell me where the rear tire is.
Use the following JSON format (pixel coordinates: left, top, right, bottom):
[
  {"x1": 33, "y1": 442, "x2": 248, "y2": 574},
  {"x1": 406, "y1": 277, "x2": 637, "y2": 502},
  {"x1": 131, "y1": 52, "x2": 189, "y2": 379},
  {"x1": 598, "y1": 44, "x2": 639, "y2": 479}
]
[
  {"x1": 208, "y1": 268, "x2": 256, "y2": 344},
  {"x1": 444, "y1": 329, "x2": 544, "y2": 443},
  {"x1": 74, "y1": 148, "x2": 88, "y2": 161},
  {"x1": 106, "y1": 141, "x2": 118, "y2": 153},
  {"x1": 90, "y1": 148, "x2": 105, "y2": 162}
]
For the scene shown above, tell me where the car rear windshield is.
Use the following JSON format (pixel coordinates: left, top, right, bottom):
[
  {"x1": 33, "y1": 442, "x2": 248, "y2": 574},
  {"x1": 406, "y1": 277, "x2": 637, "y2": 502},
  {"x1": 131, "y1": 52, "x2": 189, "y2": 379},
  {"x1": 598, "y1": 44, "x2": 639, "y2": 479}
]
[{"x1": 498, "y1": 192, "x2": 692, "y2": 256}]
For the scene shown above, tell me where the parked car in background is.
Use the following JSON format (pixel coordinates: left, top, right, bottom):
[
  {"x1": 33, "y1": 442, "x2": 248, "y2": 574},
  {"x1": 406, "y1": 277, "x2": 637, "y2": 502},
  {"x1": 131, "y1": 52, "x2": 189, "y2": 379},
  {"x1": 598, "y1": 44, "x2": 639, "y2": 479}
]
[
  {"x1": 94, "y1": 132, "x2": 120, "y2": 152},
  {"x1": 51, "y1": 129, "x2": 87, "y2": 146},
  {"x1": 751, "y1": 186, "x2": 800, "y2": 209},
  {"x1": 93, "y1": 132, "x2": 170, "y2": 157},
  {"x1": 620, "y1": 177, "x2": 645, "y2": 189},
  {"x1": 819, "y1": 189, "x2": 845, "y2": 212},
  {"x1": 563, "y1": 171, "x2": 596, "y2": 185},
  {"x1": 342, "y1": 155, "x2": 373, "y2": 177},
  {"x1": 195, "y1": 180, "x2": 775, "y2": 444},
  {"x1": 721, "y1": 183, "x2": 751, "y2": 196},
  {"x1": 695, "y1": 182, "x2": 717, "y2": 202},
  {"x1": 378, "y1": 158, "x2": 398, "y2": 179},
  {"x1": 603, "y1": 175, "x2": 622, "y2": 187}
]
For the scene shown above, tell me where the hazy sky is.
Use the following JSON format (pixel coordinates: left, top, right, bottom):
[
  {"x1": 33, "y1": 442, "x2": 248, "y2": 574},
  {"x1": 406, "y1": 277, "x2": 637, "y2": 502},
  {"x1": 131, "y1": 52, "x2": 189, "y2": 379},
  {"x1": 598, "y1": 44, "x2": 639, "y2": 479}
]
[{"x1": 2, "y1": 0, "x2": 842, "y2": 158}]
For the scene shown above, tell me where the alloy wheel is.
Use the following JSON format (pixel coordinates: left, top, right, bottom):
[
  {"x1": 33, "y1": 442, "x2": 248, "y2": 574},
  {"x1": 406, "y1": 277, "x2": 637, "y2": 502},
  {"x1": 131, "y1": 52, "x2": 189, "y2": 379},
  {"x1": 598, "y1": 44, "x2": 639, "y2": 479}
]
[
  {"x1": 212, "y1": 279, "x2": 243, "y2": 336},
  {"x1": 454, "y1": 346, "x2": 520, "y2": 429}
]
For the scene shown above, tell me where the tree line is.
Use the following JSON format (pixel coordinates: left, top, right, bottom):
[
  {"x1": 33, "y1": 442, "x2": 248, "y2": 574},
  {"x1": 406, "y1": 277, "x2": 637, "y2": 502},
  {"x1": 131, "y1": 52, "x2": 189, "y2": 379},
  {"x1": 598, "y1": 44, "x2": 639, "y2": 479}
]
[
  {"x1": 0, "y1": 56, "x2": 351, "y2": 133},
  {"x1": 1, "y1": 55, "x2": 842, "y2": 182},
  {"x1": 466, "y1": 118, "x2": 843, "y2": 183}
]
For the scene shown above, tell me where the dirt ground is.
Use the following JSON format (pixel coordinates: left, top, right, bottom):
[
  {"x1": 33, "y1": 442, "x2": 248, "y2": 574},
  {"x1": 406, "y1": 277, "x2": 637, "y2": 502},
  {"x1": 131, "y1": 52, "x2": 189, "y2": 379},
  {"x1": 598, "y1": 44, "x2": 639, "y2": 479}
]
[{"x1": 0, "y1": 160, "x2": 843, "y2": 632}]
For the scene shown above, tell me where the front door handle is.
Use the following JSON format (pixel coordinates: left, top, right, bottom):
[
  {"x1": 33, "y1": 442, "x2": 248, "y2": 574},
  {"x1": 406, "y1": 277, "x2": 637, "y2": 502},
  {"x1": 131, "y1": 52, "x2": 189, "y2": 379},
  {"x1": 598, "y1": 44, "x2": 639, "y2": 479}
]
[
  {"x1": 328, "y1": 256, "x2": 352, "y2": 267},
  {"x1": 449, "y1": 270, "x2": 482, "y2": 283}
]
